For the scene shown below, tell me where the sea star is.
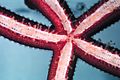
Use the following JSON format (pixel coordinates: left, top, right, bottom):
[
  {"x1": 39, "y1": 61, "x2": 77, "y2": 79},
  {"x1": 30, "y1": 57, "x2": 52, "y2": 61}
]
[{"x1": 0, "y1": 0, "x2": 120, "y2": 80}]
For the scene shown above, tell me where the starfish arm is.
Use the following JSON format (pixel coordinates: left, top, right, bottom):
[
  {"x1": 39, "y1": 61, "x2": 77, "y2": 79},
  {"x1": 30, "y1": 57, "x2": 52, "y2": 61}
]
[
  {"x1": 74, "y1": 39, "x2": 120, "y2": 77},
  {"x1": 73, "y1": 0, "x2": 120, "y2": 37},
  {"x1": 48, "y1": 41, "x2": 75, "y2": 80},
  {"x1": 57, "y1": 0, "x2": 75, "y2": 21},
  {"x1": 0, "y1": 7, "x2": 67, "y2": 49},
  {"x1": 25, "y1": 0, "x2": 73, "y2": 34}
]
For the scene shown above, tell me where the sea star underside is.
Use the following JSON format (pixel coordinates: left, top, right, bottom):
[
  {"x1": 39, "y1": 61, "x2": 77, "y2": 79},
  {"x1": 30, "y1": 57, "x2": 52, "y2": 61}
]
[{"x1": 0, "y1": 0, "x2": 120, "y2": 80}]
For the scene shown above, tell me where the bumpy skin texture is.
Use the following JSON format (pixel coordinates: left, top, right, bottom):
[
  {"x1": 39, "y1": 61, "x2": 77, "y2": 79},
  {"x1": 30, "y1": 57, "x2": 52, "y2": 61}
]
[{"x1": 0, "y1": 0, "x2": 120, "y2": 80}]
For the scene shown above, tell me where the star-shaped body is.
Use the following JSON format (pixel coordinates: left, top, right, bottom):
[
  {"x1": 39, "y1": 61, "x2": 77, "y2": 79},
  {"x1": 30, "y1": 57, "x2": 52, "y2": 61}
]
[{"x1": 0, "y1": 0, "x2": 120, "y2": 80}]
